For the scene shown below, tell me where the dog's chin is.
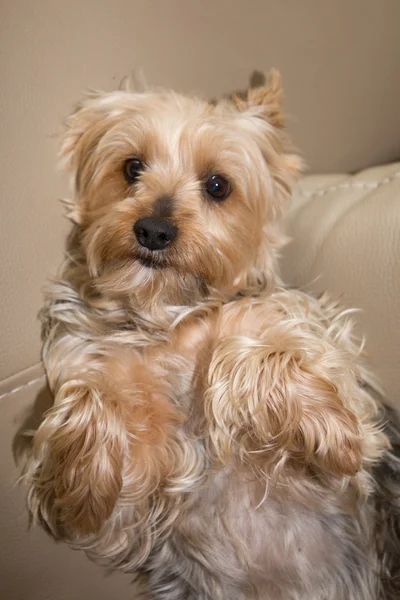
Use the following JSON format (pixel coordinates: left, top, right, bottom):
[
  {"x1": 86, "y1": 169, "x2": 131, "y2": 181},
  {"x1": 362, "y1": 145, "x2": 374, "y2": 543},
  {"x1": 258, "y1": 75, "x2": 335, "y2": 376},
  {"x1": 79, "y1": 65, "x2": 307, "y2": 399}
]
[{"x1": 134, "y1": 257, "x2": 211, "y2": 309}]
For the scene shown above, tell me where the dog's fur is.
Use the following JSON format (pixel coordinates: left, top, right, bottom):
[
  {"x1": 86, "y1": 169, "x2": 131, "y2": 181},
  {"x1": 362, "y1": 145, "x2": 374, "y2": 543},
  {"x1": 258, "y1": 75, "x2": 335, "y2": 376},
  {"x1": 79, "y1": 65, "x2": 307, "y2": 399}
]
[{"x1": 25, "y1": 71, "x2": 400, "y2": 599}]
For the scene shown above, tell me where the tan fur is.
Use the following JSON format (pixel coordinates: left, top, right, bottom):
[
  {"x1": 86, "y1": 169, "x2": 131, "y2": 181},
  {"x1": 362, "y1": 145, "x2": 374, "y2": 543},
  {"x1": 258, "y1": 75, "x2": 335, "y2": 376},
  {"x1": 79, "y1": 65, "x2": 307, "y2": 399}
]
[{"x1": 25, "y1": 71, "x2": 396, "y2": 599}]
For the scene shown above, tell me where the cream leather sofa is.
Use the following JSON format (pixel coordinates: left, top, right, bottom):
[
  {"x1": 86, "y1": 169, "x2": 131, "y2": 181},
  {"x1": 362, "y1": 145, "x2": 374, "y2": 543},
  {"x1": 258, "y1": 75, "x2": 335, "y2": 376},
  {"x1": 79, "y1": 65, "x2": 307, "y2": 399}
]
[{"x1": 1, "y1": 2, "x2": 400, "y2": 599}]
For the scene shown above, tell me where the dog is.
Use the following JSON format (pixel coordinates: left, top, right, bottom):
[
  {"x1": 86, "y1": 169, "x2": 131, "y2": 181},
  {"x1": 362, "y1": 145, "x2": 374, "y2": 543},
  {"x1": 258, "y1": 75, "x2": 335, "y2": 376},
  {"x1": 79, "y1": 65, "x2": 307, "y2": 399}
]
[{"x1": 25, "y1": 70, "x2": 400, "y2": 599}]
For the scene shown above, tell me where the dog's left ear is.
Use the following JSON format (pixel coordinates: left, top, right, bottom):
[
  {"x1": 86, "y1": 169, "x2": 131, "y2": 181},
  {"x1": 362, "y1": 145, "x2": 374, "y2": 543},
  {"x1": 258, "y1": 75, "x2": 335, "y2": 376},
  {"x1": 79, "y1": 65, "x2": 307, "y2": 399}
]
[
  {"x1": 230, "y1": 69, "x2": 303, "y2": 206},
  {"x1": 232, "y1": 69, "x2": 285, "y2": 129}
]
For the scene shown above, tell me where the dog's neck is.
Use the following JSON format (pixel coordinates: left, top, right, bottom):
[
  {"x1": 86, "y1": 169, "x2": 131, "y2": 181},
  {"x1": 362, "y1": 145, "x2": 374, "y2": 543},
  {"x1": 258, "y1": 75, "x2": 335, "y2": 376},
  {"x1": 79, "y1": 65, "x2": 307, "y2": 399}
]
[
  {"x1": 82, "y1": 269, "x2": 274, "y2": 336},
  {"x1": 123, "y1": 272, "x2": 275, "y2": 335},
  {"x1": 58, "y1": 236, "x2": 277, "y2": 337}
]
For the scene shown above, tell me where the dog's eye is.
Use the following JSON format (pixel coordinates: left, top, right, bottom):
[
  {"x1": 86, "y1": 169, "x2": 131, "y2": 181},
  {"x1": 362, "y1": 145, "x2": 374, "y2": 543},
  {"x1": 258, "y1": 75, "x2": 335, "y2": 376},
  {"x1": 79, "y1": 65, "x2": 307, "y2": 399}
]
[
  {"x1": 123, "y1": 158, "x2": 144, "y2": 183},
  {"x1": 205, "y1": 175, "x2": 231, "y2": 201}
]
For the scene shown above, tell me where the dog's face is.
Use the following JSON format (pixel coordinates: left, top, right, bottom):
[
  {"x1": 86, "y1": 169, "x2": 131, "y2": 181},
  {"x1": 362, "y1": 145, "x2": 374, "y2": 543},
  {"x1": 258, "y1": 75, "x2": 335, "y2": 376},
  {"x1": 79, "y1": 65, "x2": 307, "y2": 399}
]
[{"x1": 63, "y1": 71, "x2": 301, "y2": 309}]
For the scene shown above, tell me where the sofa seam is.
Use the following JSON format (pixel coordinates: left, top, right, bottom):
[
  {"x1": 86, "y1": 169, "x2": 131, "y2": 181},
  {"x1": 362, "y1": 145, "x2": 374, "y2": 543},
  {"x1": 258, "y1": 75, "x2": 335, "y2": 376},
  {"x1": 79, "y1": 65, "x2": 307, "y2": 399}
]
[
  {"x1": 0, "y1": 374, "x2": 46, "y2": 401},
  {"x1": 295, "y1": 170, "x2": 400, "y2": 198}
]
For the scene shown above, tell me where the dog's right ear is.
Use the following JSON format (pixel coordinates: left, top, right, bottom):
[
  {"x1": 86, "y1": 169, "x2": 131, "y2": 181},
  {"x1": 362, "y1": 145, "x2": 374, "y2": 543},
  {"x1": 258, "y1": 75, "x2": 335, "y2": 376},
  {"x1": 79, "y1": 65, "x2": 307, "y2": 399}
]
[
  {"x1": 60, "y1": 94, "x2": 110, "y2": 224},
  {"x1": 61, "y1": 72, "x2": 148, "y2": 180},
  {"x1": 60, "y1": 90, "x2": 138, "y2": 224},
  {"x1": 61, "y1": 94, "x2": 104, "y2": 171},
  {"x1": 60, "y1": 92, "x2": 120, "y2": 195}
]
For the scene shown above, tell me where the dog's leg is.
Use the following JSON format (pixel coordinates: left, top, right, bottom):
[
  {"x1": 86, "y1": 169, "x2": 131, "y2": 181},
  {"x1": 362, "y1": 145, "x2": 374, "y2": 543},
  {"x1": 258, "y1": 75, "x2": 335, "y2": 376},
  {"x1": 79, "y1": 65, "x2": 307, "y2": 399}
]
[
  {"x1": 204, "y1": 293, "x2": 386, "y2": 477},
  {"x1": 27, "y1": 345, "x2": 181, "y2": 538}
]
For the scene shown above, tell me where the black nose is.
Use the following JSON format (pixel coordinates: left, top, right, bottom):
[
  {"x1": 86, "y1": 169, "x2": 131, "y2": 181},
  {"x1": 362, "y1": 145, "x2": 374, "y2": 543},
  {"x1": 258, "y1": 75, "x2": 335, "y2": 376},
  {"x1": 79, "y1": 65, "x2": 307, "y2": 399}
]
[{"x1": 134, "y1": 217, "x2": 177, "y2": 251}]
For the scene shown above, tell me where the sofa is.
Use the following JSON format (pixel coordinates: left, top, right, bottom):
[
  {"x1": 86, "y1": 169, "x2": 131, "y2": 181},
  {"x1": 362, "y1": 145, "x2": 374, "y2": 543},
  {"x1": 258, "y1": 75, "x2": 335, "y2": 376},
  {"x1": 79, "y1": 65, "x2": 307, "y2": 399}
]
[{"x1": 1, "y1": 2, "x2": 399, "y2": 598}]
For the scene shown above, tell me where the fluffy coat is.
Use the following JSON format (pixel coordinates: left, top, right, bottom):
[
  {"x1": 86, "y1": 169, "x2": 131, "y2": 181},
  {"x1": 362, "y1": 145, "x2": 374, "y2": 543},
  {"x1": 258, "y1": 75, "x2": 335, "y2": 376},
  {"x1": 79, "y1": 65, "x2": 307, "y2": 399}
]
[{"x1": 25, "y1": 71, "x2": 400, "y2": 599}]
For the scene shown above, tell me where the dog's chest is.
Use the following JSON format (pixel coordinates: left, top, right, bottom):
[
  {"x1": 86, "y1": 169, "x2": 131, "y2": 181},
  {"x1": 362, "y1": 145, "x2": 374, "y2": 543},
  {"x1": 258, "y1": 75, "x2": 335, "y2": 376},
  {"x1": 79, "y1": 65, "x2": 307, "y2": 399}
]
[{"x1": 171, "y1": 470, "x2": 343, "y2": 593}]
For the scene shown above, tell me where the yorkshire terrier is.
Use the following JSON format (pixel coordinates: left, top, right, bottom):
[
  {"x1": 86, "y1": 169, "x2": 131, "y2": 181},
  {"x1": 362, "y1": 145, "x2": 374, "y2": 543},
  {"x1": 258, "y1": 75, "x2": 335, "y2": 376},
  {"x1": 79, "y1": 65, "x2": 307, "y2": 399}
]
[{"x1": 26, "y1": 70, "x2": 400, "y2": 599}]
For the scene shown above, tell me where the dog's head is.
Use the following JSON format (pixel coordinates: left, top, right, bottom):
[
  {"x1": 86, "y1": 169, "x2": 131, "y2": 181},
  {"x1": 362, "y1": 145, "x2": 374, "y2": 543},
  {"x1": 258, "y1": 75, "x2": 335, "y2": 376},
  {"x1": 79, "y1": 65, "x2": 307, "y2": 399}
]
[{"x1": 62, "y1": 70, "x2": 301, "y2": 309}]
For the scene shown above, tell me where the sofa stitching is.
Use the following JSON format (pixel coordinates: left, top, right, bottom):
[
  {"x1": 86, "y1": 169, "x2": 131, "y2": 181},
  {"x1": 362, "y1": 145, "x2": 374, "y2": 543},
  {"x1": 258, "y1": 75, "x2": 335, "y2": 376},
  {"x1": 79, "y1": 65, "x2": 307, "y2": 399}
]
[
  {"x1": 0, "y1": 374, "x2": 46, "y2": 401},
  {"x1": 295, "y1": 170, "x2": 400, "y2": 198}
]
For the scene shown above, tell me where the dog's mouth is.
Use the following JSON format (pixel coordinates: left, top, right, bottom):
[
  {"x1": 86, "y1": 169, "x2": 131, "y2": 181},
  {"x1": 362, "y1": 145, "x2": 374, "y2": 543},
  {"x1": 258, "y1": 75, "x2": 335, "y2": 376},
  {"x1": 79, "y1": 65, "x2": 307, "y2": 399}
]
[{"x1": 138, "y1": 252, "x2": 169, "y2": 270}]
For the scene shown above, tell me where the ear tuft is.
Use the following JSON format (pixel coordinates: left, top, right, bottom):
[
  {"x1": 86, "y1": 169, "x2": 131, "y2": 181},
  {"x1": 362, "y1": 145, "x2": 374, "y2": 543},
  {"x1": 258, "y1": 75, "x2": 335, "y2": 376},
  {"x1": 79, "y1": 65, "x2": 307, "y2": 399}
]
[
  {"x1": 232, "y1": 68, "x2": 285, "y2": 128},
  {"x1": 248, "y1": 68, "x2": 284, "y2": 128},
  {"x1": 59, "y1": 96, "x2": 104, "y2": 170}
]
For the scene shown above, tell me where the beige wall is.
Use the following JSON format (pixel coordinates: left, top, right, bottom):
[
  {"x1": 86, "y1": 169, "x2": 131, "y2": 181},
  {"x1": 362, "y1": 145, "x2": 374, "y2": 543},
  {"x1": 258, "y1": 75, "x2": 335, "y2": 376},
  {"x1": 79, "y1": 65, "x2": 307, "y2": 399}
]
[{"x1": 1, "y1": 0, "x2": 400, "y2": 379}]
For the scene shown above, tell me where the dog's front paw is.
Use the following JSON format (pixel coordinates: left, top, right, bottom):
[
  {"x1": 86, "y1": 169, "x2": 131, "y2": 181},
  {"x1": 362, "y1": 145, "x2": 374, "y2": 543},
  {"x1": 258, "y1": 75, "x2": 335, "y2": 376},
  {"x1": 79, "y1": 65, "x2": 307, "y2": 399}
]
[
  {"x1": 205, "y1": 333, "x2": 363, "y2": 478},
  {"x1": 28, "y1": 380, "x2": 125, "y2": 537}
]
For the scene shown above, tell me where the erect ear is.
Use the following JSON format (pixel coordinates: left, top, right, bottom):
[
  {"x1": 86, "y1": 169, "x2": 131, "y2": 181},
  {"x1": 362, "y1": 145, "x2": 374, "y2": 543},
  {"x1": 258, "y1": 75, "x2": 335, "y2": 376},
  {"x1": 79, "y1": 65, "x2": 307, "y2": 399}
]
[
  {"x1": 230, "y1": 69, "x2": 303, "y2": 207},
  {"x1": 232, "y1": 69, "x2": 285, "y2": 129}
]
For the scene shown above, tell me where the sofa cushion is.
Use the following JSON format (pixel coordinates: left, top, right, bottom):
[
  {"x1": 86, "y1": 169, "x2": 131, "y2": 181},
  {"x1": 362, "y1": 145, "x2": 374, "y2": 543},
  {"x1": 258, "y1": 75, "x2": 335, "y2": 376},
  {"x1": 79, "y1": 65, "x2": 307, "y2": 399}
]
[{"x1": 281, "y1": 162, "x2": 400, "y2": 409}]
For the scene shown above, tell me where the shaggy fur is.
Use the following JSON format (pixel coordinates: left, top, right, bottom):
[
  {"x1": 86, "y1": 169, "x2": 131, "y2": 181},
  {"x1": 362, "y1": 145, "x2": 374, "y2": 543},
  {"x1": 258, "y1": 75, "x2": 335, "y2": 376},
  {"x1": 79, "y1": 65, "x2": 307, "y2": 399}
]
[{"x1": 25, "y1": 70, "x2": 400, "y2": 599}]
